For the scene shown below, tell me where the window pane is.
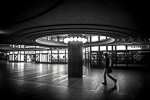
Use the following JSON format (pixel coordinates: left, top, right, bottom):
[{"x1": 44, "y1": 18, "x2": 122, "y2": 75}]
[
  {"x1": 100, "y1": 46, "x2": 106, "y2": 51},
  {"x1": 21, "y1": 55, "x2": 24, "y2": 61},
  {"x1": 18, "y1": 54, "x2": 20, "y2": 61},
  {"x1": 48, "y1": 50, "x2": 51, "y2": 53},
  {"x1": 83, "y1": 48, "x2": 85, "y2": 53},
  {"x1": 91, "y1": 36, "x2": 98, "y2": 42},
  {"x1": 41, "y1": 54, "x2": 48, "y2": 62},
  {"x1": 42, "y1": 51, "x2": 48, "y2": 53},
  {"x1": 66, "y1": 50, "x2": 68, "y2": 53},
  {"x1": 52, "y1": 54, "x2": 58, "y2": 62},
  {"x1": 117, "y1": 45, "x2": 126, "y2": 50},
  {"x1": 10, "y1": 52, "x2": 13, "y2": 54},
  {"x1": 66, "y1": 54, "x2": 68, "y2": 62},
  {"x1": 59, "y1": 50, "x2": 65, "y2": 53},
  {"x1": 51, "y1": 36, "x2": 58, "y2": 41},
  {"x1": 59, "y1": 37, "x2": 64, "y2": 42},
  {"x1": 113, "y1": 46, "x2": 116, "y2": 50},
  {"x1": 20, "y1": 45, "x2": 24, "y2": 48},
  {"x1": 48, "y1": 53, "x2": 51, "y2": 62},
  {"x1": 15, "y1": 51, "x2": 18, "y2": 54},
  {"x1": 48, "y1": 36, "x2": 51, "y2": 40},
  {"x1": 9, "y1": 55, "x2": 14, "y2": 61},
  {"x1": 108, "y1": 46, "x2": 112, "y2": 51},
  {"x1": 91, "y1": 46, "x2": 98, "y2": 51},
  {"x1": 86, "y1": 47, "x2": 90, "y2": 52},
  {"x1": 100, "y1": 36, "x2": 106, "y2": 41},
  {"x1": 52, "y1": 50, "x2": 58, "y2": 53},
  {"x1": 36, "y1": 51, "x2": 40, "y2": 53},
  {"x1": 59, "y1": 54, "x2": 66, "y2": 62},
  {"x1": 87, "y1": 36, "x2": 91, "y2": 42},
  {"x1": 21, "y1": 51, "x2": 24, "y2": 54}
]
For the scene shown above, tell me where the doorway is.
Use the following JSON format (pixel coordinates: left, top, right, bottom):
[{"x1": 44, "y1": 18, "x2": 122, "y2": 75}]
[
  {"x1": 90, "y1": 51, "x2": 100, "y2": 68},
  {"x1": 25, "y1": 54, "x2": 35, "y2": 62}
]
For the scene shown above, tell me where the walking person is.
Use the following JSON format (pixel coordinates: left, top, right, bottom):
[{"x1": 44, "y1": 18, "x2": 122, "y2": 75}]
[{"x1": 102, "y1": 53, "x2": 117, "y2": 85}]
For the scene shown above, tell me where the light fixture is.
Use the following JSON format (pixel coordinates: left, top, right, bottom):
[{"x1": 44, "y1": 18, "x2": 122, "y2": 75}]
[{"x1": 64, "y1": 34, "x2": 87, "y2": 44}]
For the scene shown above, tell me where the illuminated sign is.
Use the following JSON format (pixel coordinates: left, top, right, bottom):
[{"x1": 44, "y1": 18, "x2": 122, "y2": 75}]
[
  {"x1": 25, "y1": 46, "x2": 35, "y2": 48},
  {"x1": 134, "y1": 52, "x2": 144, "y2": 61},
  {"x1": 128, "y1": 45, "x2": 149, "y2": 50},
  {"x1": 25, "y1": 51, "x2": 35, "y2": 54}
]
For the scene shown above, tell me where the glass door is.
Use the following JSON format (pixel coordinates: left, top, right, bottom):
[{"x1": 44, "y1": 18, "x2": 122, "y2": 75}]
[{"x1": 90, "y1": 51, "x2": 100, "y2": 68}]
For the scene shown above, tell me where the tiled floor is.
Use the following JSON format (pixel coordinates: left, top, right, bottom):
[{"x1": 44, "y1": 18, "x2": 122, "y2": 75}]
[{"x1": 0, "y1": 61, "x2": 150, "y2": 100}]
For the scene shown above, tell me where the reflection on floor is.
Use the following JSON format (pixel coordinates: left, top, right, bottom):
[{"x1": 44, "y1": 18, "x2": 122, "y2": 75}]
[{"x1": 0, "y1": 61, "x2": 150, "y2": 100}]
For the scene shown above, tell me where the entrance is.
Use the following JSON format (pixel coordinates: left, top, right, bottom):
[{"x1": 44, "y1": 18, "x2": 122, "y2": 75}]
[
  {"x1": 90, "y1": 51, "x2": 100, "y2": 68},
  {"x1": 90, "y1": 51, "x2": 107, "y2": 68},
  {"x1": 25, "y1": 54, "x2": 35, "y2": 62}
]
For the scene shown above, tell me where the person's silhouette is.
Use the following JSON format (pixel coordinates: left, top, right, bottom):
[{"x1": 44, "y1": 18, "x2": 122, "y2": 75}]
[{"x1": 102, "y1": 53, "x2": 117, "y2": 85}]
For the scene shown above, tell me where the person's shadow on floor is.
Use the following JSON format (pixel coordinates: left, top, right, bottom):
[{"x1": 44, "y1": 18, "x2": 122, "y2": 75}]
[
  {"x1": 103, "y1": 85, "x2": 118, "y2": 93},
  {"x1": 108, "y1": 85, "x2": 117, "y2": 93},
  {"x1": 102, "y1": 85, "x2": 118, "y2": 100}
]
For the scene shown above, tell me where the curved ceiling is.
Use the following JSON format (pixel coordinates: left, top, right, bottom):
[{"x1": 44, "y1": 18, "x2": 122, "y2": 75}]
[
  {"x1": 35, "y1": 34, "x2": 116, "y2": 46},
  {"x1": 0, "y1": 0, "x2": 150, "y2": 47}
]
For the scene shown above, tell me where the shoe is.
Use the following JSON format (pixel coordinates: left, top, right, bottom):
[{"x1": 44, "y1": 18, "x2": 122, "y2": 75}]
[{"x1": 102, "y1": 82, "x2": 107, "y2": 85}]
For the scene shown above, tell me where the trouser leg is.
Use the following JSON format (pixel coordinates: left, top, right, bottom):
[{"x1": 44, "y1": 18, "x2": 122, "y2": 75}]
[
  {"x1": 103, "y1": 69, "x2": 107, "y2": 83},
  {"x1": 107, "y1": 73, "x2": 116, "y2": 82}
]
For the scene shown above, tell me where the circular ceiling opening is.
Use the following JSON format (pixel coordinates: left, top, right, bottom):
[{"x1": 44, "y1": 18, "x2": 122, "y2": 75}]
[{"x1": 35, "y1": 34, "x2": 116, "y2": 47}]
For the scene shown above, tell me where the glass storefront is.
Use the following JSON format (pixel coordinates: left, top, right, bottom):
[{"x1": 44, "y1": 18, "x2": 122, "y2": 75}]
[
  {"x1": 127, "y1": 51, "x2": 150, "y2": 66},
  {"x1": 84, "y1": 45, "x2": 150, "y2": 68},
  {"x1": 59, "y1": 50, "x2": 66, "y2": 62},
  {"x1": 9, "y1": 50, "x2": 68, "y2": 64},
  {"x1": 8, "y1": 44, "x2": 150, "y2": 67}
]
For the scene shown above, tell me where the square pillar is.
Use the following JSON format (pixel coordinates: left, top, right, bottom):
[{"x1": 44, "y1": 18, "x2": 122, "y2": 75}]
[{"x1": 68, "y1": 41, "x2": 83, "y2": 78}]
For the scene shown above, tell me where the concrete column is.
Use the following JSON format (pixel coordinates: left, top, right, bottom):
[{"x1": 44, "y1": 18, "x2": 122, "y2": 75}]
[{"x1": 68, "y1": 41, "x2": 83, "y2": 78}]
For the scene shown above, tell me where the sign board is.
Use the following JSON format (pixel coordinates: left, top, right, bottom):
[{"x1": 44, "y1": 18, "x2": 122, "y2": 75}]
[
  {"x1": 25, "y1": 51, "x2": 35, "y2": 54},
  {"x1": 127, "y1": 45, "x2": 149, "y2": 50}
]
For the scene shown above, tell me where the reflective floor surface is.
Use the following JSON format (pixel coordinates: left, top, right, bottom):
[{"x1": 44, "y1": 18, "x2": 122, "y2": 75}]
[{"x1": 0, "y1": 61, "x2": 150, "y2": 100}]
